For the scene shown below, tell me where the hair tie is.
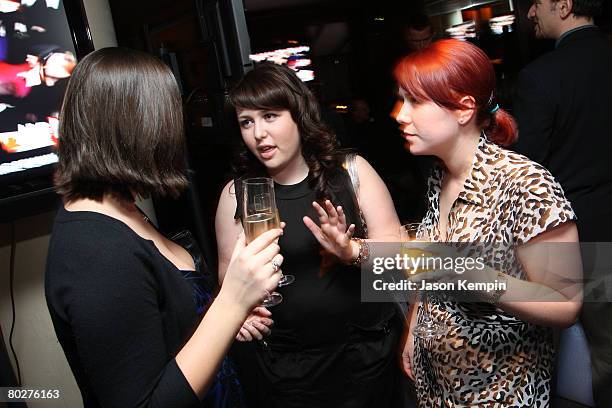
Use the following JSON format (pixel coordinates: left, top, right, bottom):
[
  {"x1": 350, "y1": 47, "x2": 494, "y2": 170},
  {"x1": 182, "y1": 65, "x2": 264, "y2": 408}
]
[{"x1": 490, "y1": 104, "x2": 500, "y2": 114}]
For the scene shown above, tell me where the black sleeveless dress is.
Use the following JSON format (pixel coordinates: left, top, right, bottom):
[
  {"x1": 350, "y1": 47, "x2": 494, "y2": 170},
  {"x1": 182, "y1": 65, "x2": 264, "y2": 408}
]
[{"x1": 232, "y1": 168, "x2": 401, "y2": 408}]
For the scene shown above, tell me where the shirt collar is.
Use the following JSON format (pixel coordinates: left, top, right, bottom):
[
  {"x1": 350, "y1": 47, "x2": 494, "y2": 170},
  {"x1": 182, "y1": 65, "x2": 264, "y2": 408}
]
[
  {"x1": 429, "y1": 133, "x2": 497, "y2": 208},
  {"x1": 556, "y1": 24, "x2": 596, "y2": 48}
]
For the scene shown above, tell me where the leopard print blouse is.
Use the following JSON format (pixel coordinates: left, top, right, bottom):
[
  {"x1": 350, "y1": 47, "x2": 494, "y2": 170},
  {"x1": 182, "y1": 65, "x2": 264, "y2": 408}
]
[{"x1": 414, "y1": 135, "x2": 576, "y2": 407}]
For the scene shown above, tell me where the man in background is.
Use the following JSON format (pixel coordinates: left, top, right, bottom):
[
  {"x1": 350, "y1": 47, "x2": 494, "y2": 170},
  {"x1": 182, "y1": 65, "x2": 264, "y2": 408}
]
[
  {"x1": 401, "y1": 14, "x2": 434, "y2": 53},
  {"x1": 513, "y1": 0, "x2": 612, "y2": 405}
]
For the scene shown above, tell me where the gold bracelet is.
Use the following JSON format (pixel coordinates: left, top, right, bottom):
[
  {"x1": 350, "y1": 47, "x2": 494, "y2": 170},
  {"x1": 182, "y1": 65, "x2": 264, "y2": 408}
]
[{"x1": 350, "y1": 237, "x2": 370, "y2": 266}]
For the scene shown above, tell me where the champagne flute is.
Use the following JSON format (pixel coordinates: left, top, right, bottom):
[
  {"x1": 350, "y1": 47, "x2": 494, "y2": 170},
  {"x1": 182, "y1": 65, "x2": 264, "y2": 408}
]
[
  {"x1": 243, "y1": 180, "x2": 294, "y2": 287},
  {"x1": 242, "y1": 178, "x2": 293, "y2": 307},
  {"x1": 400, "y1": 223, "x2": 447, "y2": 339}
]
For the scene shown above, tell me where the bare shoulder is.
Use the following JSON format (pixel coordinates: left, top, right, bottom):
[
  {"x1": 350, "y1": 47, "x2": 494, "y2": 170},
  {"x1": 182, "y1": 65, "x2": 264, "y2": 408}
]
[
  {"x1": 215, "y1": 180, "x2": 239, "y2": 227},
  {"x1": 215, "y1": 180, "x2": 242, "y2": 278},
  {"x1": 351, "y1": 155, "x2": 400, "y2": 237},
  {"x1": 354, "y1": 154, "x2": 372, "y2": 170},
  {"x1": 217, "y1": 180, "x2": 237, "y2": 208},
  {"x1": 222, "y1": 179, "x2": 236, "y2": 198},
  {"x1": 354, "y1": 155, "x2": 379, "y2": 178},
  {"x1": 352, "y1": 154, "x2": 389, "y2": 197}
]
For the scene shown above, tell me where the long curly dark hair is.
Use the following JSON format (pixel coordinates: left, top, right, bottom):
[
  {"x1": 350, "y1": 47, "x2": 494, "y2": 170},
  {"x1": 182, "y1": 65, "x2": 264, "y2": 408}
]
[{"x1": 228, "y1": 62, "x2": 345, "y2": 199}]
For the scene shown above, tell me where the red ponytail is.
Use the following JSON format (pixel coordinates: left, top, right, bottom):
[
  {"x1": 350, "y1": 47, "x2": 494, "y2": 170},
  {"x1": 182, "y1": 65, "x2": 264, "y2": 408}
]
[{"x1": 486, "y1": 108, "x2": 518, "y2": 146}]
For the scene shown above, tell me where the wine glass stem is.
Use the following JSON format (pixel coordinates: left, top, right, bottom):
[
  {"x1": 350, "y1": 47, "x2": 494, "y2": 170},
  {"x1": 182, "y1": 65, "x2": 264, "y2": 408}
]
[{"x1": 422, "y1": 291, "x2": 432, "y2": 323}]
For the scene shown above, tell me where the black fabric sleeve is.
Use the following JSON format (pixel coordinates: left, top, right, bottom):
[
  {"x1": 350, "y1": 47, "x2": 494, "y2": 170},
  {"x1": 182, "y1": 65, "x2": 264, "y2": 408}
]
[
  {"x1": 513, "y1": 68, "x2": 555, "y2": 166},
  {"x1": 50, "y1": 230, "x2": 200, "y2": 408}
]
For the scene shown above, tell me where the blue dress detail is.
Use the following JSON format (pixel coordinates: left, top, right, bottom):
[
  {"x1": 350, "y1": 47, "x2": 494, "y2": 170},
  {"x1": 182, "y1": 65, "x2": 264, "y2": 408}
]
[{"x1": 172, "y1": 231, "x2": 247, "y2": 408}]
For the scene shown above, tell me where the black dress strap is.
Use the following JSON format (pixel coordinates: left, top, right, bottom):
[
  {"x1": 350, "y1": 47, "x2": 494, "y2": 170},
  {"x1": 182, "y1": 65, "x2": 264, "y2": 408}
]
[{"x1": 233, "y1": 178, "x2": 243, "y2": 221}]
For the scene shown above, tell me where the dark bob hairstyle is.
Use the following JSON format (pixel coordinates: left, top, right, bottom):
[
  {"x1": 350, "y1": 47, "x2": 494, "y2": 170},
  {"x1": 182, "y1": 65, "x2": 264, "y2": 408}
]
[
  {"x1": 228, "y1": 62, "x2": 343, "y2": 199},
  {"x1": 54, "y1": 47, "x2": 188, "y2": 202}
]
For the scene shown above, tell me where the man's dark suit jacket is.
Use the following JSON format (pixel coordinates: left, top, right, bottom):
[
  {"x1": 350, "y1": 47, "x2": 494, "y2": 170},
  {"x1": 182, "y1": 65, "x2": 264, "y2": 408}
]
[
  {"x1": 513, "y1": 26, "x2": 612, "y2": 407},
  {"x1": 514, "y1": 26, "x2": 612, "y2": 242}
]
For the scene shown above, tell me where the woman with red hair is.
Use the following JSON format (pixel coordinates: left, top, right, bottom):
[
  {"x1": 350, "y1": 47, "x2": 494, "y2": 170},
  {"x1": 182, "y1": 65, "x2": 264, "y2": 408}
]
[{"x1": 394, "y1": 39, "x2": 582, "y2": 406}]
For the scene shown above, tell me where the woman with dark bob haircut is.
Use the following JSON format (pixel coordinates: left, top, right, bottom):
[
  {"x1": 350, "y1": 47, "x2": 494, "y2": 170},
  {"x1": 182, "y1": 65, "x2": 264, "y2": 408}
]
[
  {"x1": 215, "y1": 62, "x2": 403, "y2": 407},
  {"x1": 46, "y1": 47, "x2": 283, "y2": 407},
  {"x1": 394, "y1": 39, "x2": 582, "y2": 406}
]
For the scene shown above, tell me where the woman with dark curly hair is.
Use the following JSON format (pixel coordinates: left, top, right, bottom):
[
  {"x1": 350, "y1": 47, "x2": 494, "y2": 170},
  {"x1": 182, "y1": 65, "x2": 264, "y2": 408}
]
[{"x1": 215, "y1": 62, "x2": 402, "y2": 407}]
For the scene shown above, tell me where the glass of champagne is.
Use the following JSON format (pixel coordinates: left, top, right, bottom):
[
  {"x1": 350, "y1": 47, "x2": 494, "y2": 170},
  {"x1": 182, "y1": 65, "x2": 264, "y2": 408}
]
[
  {"x1": 400, "y1": 223, "x2": 447, "y2": 339},
  {"x1": 242, "y1": 178, "x2": 293, "y2": 307}
]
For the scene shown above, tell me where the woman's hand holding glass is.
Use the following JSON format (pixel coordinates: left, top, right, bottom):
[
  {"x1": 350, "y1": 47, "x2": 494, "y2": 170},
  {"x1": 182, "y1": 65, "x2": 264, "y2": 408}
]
[
  {"x1": 218, "y1": 229, "x2": 284, "y2": 315},
  {"x1": 303, "y1": 200, "x2": 358, "y2": 263},
  {"x1": 400, "y1": 223, "x2": 448, "y2": 340}
]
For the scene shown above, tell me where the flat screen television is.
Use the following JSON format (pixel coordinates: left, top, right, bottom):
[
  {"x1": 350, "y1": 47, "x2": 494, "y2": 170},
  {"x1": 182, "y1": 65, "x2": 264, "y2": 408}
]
[
  {"x1": 0, "y1": 0, "x2": 93, "y2": 220},
  {"x1": 249, "y1": 45, "x2": 315, "y2": 82}
]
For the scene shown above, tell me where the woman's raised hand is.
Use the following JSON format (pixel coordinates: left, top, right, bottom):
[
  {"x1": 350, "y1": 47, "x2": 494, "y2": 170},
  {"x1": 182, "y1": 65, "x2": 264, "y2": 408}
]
[
  {"x1": 303, "y1": 200, "x2": 357, "y2": 264},
  {"x1": 219, "y1": 229, "x2": 284, "y2": 314}
]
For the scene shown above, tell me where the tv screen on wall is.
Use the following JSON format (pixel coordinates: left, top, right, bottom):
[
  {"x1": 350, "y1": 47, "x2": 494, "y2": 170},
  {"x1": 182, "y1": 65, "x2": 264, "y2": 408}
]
[
  {"x1": 0, "y1": 0, "x2": 93, "y2": 216},
  {"x1": 249, "y1": 45, "x2": 315, "y2": 82}
]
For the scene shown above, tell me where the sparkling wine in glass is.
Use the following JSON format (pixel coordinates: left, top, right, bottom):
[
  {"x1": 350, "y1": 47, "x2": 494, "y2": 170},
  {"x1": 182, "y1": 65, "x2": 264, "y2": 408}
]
[
  {"x1": 400, "y1": 223, "x2": 447, "y2": 339},
  {"x1": 242, "y1": 178, "x2": 293, "y2": 307},
  {"x1": 244, "y1": 211, "x2": 279, "y2": 242},
  {"x1": 243, "y1": 210, "x2": 295, "y2": 288}
]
